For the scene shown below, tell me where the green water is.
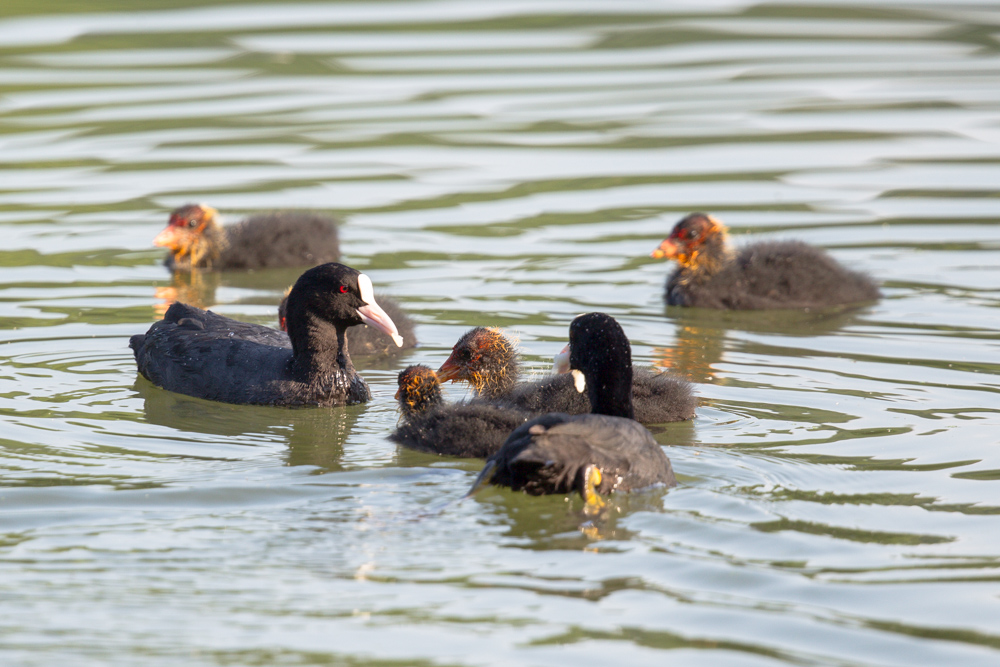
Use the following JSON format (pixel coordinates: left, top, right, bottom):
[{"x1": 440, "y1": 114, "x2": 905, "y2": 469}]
[{"x1": 1, "y1": 2, "x2": 999, "y2": 665}]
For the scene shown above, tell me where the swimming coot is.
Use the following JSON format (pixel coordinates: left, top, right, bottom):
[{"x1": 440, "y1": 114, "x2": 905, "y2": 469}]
[
  {"x1": 468, "y1": 313, "x2": 677, "y2": 510},
  {"x1": 130, "y1": 263, "x2": 402, "y2": 406},
  {"x1": 154, "y1": 203, "x2": 340, "y2": 271},
  {"x1": 388, "y1": 365, "x2": 530, "y2": 458},
  {"x1": 437, "y1": 326, "x2": 695, "y2": 424},
  {"x1": 651, "y1": 213, "x2": 880, "y2": 309},
  {"x1": 279, "y1": 287, "x2": 417, "y2": 357}
]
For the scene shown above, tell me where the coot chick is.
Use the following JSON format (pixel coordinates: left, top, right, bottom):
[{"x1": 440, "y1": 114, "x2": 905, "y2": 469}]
[
  {"x1": 651, "y1": 213, "x2": 880, "y2": 309},
  {"x1": 468, "y1": 313, "x2": 677, "y2": 510},
  {"x1": 279, "y1": 287, "x2": 417, "y2": 357},
  {"x1": 388, "y1": 365, "x2": 530, "y2": 458},
  {"x1": 437, "y1": 327, "x2": 695, "y2": 424},
  {"x1": 130, "y1": 263, "x2": 403, "y2": 406},
  {"x1": 154, "y1": 203, "x2": 340, "y2": 271}
]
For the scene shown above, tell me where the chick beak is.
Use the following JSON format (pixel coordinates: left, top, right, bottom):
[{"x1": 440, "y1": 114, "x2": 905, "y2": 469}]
[
  {"x1": 153, "y1": 225, "x2": 184, "y2": 250},
  {"x1": 650, "y1": 238, "x2": 678, "y2": 260},
  {"x1": 394, "y1": 386, "x2": 403, "y2": 400},
  {"x1": 436, "y1": 355, "x2": 464, "y2": 383}
]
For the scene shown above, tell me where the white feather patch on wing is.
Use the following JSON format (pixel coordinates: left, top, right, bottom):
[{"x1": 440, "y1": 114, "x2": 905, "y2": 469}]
[{"x1": 572, "y1": 369, "x2": 586, "y2": 393}]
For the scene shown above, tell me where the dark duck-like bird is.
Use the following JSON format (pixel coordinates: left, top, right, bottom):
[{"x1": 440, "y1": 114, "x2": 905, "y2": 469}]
[
  {"x1": 154, "y1": 203, "x2": 340, "y2": 271},
  {"x1": 279, "y1": 287, "x2": 417, "y2": 357},
  {"x1": 468, "y1": 313, "x2": 677, "y2": 511},
  {"x1": 437, "y1": 326, "x2": 695, "y2": 424},
  {"x1": 388, "y1": 365, "x2": 529, "y2": 458},
  {"x1": 651, "y1": 213, "x2": 880, "y2": 309},
  {"x1": 129, "y1": 263, "x2": 403, "y2": 406}
]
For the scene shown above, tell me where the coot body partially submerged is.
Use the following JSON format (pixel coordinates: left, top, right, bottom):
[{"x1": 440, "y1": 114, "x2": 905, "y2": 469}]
[
  {"x1": 651, "y1": 213, "x2": 880, "y2": 310},
  {"x1": 130, "y1": 263, "x2": 402, "y2": 406},
  {"x1": 437, "y1": 327, "x2": 695, "y2": 424},
  {"x1": 389, "y1": 365, "x2": 529, "y2": 458},
  {"x1": 469, "y1": 313, "x2": 676, "y2": 505},
  {"x1": 279, "y1": 288, "x2": 417, "y2": 358},
  {"x1": 155, "y1": 204, "x2": 340, "y2": 271}
]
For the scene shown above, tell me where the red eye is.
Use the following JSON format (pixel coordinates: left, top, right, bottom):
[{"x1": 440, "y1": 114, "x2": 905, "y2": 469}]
[{"x1": 339, "y1": 285, "x2": 349, "y2": 294}]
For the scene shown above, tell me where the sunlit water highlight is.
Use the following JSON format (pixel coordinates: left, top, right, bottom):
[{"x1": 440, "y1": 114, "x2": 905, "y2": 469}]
[{"x1": 1, "y1": 2, "x2": 999, "y2": 665}]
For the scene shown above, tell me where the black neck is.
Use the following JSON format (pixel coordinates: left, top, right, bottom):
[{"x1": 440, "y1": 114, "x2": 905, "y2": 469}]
[
  {"x1": 586, "y1": 363, "x2": 634, "y2": 419},
  {"x1": 290, "y1": 314, "x2": 352, "y2": 380}
]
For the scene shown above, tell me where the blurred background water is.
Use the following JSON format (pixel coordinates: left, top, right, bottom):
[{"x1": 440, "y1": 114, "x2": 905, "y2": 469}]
[{"x1": 1, "y1": 1, "x2": 999, "y2": 665}]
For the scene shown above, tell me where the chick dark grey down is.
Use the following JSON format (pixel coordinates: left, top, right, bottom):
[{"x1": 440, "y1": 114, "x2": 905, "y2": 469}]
[
  {"x1": 389, "y1": 365, "x2": 530, "y2": 459},
  {"x1": 156, "y1": 203, "x2": 340, "y2": 272},
  {"x1": 654, "y1": 213, "x2": 880, "y2": 310}
]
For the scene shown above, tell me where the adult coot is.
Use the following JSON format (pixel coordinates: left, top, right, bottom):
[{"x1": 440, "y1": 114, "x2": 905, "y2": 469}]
[
  {"x1": 468, "y1": 313, "x2": 677, "y2": 511},
  {"x1": 651, "y1": 213, "x2": 880, "y2": 309},
  {"x1": 388, "y1": 365, "x2": 530, "y2": 458},
  {"x1": 154, "y1": 203, "x2": 340, "y2": 271},
  {"x1": 130, "y1": 263, "x2": 402, "y2": 406},
  {"x1": 437, "y1": 326, "x2": 695, "y2": 424},
  {"x1": 279, "y1": 287, "x2": 417, "y2": 358}
]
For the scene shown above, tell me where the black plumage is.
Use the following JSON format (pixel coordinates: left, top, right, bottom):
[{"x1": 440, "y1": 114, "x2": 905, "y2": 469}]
[
  {"x1": 437, "y1": 327, "x2": 694, "y2": 424},
  {"x1": 472, "y1": 313, "x2": 677, "y2": 501},
  {"x1": 155, "y1": 204, "x2": 340, "y2": 271},
  {"x1": 389, "y1": 365, "x2": 529, "y2": 458},
  {"x1": 652, "y1": 213, "x2": 880, "y2": 309},
  {"x1": 129, "y1": 263, "x2": 402, "y2": 406}
]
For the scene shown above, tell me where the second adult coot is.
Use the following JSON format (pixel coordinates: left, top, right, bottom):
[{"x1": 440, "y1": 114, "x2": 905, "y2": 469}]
[
  {"x1": 130, "y1": 263, "x2": 402, "y2": 406},
  {"x1": 468, "y1": 313, "x2": 677, "y2": 511}
]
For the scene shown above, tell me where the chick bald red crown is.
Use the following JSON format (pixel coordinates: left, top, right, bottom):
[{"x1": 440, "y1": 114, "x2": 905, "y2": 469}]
[
  {"x1": 153, "y1": 204, "x2": 218, "y2": 253},
  {"x1": 650, "y1": 213, "x2": 726, "y2": 265}
]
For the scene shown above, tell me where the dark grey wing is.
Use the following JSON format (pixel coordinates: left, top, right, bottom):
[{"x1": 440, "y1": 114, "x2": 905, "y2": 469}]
[
  {"x1": 130, "y1": 302, "x2": 295, "y2": 403},
  {"x1": 158, "y1": 302, "x2": 291, "y2": 347},
  {"x1": 492, "y1": 413, "x2": 676, "y2": 495},
  {"x1": 632, "y1": 367, "x2": 696, "y2": 423}
]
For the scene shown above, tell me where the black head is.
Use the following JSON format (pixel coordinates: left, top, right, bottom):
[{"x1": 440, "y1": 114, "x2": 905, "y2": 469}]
[
  {"x1": 283, "y1": 263, "x2": 402, "y2": 355},
  {"x1": 395, "y1": 365, "x2": 443, "y2": 417},
  {"x1": 568, "y1": 312, "x2": 634, "y2": 419}
]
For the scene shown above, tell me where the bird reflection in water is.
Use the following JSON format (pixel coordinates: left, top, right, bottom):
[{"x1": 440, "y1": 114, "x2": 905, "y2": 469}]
[{"x1": 153, "y1": 269, "x2": 221, "y2": 316}]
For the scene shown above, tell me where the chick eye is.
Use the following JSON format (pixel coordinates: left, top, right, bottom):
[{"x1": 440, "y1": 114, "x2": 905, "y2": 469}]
[
  {"x1": 339, "y1": 285, "x2": 349, "y2": 294},
  {"x1": 186, "y1": 219, "x2": 198, "y2": 228}
]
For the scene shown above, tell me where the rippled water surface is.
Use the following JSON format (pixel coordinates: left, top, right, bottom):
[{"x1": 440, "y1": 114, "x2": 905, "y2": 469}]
[{"x1": 2, "y1": 1, "x2": 1000, "y2": 665}]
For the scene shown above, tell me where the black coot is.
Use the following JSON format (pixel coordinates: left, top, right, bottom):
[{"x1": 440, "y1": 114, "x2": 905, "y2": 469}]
[
  {"x1": 130, "y1": 263, "x2": 402, "y2": 406},
  {"x1": 651, "y1": 213, "x2": 880, "y2": 309},
  {"x1": 468, "y1": 313, "x2": 677, "y2": 510},
  {"x1": 155, "y1": 203, "x2": 340, "y2": 271},
  {"x1": 437, "y1": 326, "x2": 695, "y2": 424},
  {"x1": 389, "y1": 365, "x2": 529, "y2": 458}
]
